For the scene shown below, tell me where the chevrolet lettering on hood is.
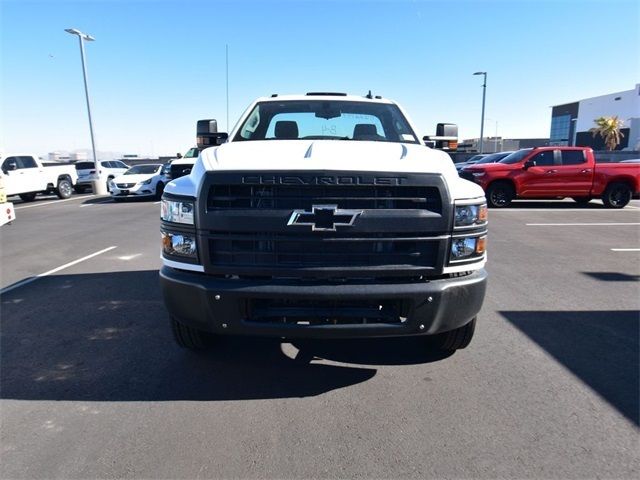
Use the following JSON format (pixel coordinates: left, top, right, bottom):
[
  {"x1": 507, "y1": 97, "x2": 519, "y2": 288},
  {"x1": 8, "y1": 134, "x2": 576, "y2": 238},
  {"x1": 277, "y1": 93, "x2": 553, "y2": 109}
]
[{"x1": 241, "y1": 175, "x2": 406, "y2": 186}]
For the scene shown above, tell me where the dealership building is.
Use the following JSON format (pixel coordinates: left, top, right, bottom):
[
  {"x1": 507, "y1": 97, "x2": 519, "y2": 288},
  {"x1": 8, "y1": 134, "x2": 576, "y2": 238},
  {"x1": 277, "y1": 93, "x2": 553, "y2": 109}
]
[{"x1": 550, "y1": 84, "x2": 640, "y2": 150}]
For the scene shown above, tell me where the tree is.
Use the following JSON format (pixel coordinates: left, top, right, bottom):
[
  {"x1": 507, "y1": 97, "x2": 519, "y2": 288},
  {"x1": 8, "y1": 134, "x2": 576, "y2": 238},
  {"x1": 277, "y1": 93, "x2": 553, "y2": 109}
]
[{"x1": 589, "y1": 116, "x2": 625, "y2": 151}]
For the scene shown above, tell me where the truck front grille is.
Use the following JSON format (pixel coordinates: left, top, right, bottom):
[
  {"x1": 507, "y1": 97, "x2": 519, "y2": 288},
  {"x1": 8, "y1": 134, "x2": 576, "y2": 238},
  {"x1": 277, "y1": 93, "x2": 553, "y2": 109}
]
[
  {"x1": 199, "y1": 171, "x2": 452, "y2": 278},
  {"x1": 208, "y1": 184, "x2": 442, "y2": 213}
]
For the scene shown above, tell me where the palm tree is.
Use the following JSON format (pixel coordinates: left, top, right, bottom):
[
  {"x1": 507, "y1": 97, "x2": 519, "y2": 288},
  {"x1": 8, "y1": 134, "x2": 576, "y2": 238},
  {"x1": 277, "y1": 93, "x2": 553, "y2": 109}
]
[{"x1": 589, "y1": 116, "x2": 625, "y2": 151}]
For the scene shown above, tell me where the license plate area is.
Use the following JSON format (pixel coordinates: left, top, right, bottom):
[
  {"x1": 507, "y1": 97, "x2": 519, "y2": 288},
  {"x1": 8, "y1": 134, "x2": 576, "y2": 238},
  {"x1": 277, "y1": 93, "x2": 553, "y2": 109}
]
[{"x1": 246, "y1": 298, "x2": 410, "y2": 325}]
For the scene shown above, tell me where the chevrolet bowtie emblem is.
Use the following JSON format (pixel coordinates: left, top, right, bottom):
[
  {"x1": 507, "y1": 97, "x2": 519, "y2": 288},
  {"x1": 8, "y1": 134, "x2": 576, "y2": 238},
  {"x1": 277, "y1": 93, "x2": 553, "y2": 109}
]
[{"x1": 287, "y1": 205, "x2": 363, "y2": 231}]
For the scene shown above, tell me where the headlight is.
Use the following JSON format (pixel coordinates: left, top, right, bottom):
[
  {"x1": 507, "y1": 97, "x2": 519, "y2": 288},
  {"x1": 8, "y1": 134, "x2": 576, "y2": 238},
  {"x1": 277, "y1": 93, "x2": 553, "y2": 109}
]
[
  {"x1": 139, "y1": 178, "x2": 152, "y2": 185},
  {"x1": 450, "y1": 236, "x2": 486, "y2": 261},
  {"x1": 162, "y1": 231, "x2": 197, "y2": 258},
  {"x1": 161, "y1": 199, "x2": 194, "y2": 225},
  {"x1": 454, "y1": 204, "x2": 487, "y2": 227}
]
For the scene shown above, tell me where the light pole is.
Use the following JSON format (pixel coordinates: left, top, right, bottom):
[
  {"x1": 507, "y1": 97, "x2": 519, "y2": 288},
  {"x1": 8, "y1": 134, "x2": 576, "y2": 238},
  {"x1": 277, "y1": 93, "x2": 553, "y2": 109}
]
[
  {"x1": 487, "y1": 117, "x2": 499, "y2": 152},
  {"x1": 65, "y1": 28, "x2": 106, "y2": 195},
  {"x1": 473, "y1": 71, "x2": 487, "y2": 153}
]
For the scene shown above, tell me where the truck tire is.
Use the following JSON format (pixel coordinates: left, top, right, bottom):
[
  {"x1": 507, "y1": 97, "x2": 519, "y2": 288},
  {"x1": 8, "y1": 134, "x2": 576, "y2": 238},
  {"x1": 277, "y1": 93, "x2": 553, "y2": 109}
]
[
  {"x1": 439, "y1": 317, "x2": 476, "y2": 351},
  {"x1": 572, "y1": 197, "x2": 591, "y2": 205},
  {"x1": 19, "y1": 192, "x2": 37, "y2": 202},
  {"x1": 171, "y1": 317, "x2": 209, "y2": 350},
  {"x1": 602, "y1": 182, "x2": 632, "y2": 209},
  {"x1": 56, "y1": 178, "x2": 73, "y2": 199},
  {"x1": 486, "y1": 182, "x2": 514, "y2": 208}
]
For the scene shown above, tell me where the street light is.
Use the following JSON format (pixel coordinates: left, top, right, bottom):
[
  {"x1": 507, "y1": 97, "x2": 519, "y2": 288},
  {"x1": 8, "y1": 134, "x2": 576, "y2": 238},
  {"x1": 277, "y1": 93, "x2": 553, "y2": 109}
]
[
  {"x1": 65, "y1": 28, "x2": 106, "y2": 194},
  {"x1": 473, "y1": 71, "x2": 487, "y2": 154},
  {"x1": 486, "y1": 117, "x2": 499, "y2": 152}
]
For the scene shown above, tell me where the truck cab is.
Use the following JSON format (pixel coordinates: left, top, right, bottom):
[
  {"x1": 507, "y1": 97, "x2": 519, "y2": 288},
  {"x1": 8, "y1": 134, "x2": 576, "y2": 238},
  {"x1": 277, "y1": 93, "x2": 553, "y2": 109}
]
[{"x1": 159, "y1": 93, "x2": 488, "y2": 353}]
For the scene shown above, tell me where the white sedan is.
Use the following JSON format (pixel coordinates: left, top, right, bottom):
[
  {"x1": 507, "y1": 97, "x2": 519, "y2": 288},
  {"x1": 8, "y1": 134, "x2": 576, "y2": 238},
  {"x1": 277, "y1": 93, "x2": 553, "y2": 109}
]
[{"x1": 109, "y1": 164, "x2": 170, "y2": 200}]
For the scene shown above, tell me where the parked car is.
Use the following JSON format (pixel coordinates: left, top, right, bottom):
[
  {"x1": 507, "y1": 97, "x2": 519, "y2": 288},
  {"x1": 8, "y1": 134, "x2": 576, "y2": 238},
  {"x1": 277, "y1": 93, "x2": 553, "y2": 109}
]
[
  {"x1": 75, "y1": 160, "x2": 129, "y2": 193},
  {"x1": 0, "y1": 171, "x2": 16, "y2": 226},
  {"x1": 455, "y1": 154, "x2": 488, "y2": 171},
  {"x1": 109, "y1": 164, "x2": 170, "y2": 200},
  {"x1": 463, "y1": 147, "x2": 640, "y2": 208},
  {"x1": 0, "y1": 154, "x2": 78, "y2": 201},
  {"x1": 459, "y1": 151, "x2": 514, "y2": 177}
]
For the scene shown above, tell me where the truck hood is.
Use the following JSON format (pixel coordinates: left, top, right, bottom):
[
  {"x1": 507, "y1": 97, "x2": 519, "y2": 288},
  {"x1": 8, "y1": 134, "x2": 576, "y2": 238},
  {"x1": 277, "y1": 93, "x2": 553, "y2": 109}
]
[
  {"x1": 203, "y1": 140, "x2": 459, "y2": 175},
  {"x1": 112, "y1": 173, "x2": 157, "y2": 184},
  {"x1": 465, "y1": 162, "x2": 516, "y2": 172},
  {"x1": 175, "y1": 140, "x2": 485, "y2": 201}
]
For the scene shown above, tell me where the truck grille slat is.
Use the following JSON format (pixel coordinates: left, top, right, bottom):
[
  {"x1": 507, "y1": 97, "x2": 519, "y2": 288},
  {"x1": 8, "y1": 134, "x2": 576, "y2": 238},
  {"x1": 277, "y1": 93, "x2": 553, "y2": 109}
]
[
  {"x1": 209, "y1": 233, "x2": 438, "y2": 268},
  {"x1": 208, "y1": 185, "x2": 442, "y2": 212}
]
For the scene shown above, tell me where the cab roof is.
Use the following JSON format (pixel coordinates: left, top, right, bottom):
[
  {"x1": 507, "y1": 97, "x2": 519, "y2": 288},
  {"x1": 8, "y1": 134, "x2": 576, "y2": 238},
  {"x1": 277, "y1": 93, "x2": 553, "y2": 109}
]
[{"x1": 255, "y1": 92, "x2": 395, "y2": 104}]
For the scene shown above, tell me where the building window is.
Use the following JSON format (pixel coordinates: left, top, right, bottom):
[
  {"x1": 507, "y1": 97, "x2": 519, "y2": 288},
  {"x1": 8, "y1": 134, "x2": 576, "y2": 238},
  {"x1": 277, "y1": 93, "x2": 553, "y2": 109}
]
[{"x1": 550, "y1": 114, "x2": 571, "y2": 146}]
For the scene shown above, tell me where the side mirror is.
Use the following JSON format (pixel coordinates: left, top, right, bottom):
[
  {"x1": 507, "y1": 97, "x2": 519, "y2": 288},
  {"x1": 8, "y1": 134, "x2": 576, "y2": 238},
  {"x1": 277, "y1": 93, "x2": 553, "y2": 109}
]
[
  {"x1": 424, "y1": 123, "x2": 458, "y2": 151},
  {"x1": 196, "y1": 119, "x2": 228, "y2": 149},
  {"x1": 523, "y1": 159, "x2": 535, "y2": 170}
]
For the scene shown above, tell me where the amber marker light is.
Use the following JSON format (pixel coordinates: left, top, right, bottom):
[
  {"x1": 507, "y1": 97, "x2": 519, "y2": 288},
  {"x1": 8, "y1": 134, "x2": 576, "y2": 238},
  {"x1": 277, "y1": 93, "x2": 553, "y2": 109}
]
[{"x1": 476, "y1": 236, "x2": 487, "y2": 254}]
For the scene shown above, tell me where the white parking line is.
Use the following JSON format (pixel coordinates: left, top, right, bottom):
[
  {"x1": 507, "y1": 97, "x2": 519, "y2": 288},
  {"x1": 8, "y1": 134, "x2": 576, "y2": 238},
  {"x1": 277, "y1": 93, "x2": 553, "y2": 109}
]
[
  {"x1": 0, "y1": 246, "x2": 117, "y2": 295},
  {"x1": 14, "y1": 195, "x2": 95, "y2": 210},
  {"x1": 494, "y1": 208, "x2": 640, "y2": 212},
  {"x1": 79, "y1": 199, "x2": 114, "y2": 207},
  {"x1": 611, "y1": 248, "x2": 640, "y2": 252},
  {"x1": 527, "y1": 223, "x2": 640, "y2": 226}
]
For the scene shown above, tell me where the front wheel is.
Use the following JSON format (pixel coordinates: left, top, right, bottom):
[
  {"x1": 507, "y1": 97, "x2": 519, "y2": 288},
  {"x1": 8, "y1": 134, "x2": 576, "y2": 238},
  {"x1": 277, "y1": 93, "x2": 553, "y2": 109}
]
[
  {"x1": 438, "y1": 317, "x2": 476, "y2": 351},
  {"x1": 171, "y1": 317, "x2": 210, "y2": 350},
  {"x1": 486, "y1": 182, "x2": 514, "y2": 208},
  {"x1": 602, "y1": 182, "x2": 632, "y2": 209},
  {"x1": 56, "y1": 178, "x2": 73, "y2": 199},
  {"x1": 19, "y1": 192, "x2": 37, "y2": 202}
]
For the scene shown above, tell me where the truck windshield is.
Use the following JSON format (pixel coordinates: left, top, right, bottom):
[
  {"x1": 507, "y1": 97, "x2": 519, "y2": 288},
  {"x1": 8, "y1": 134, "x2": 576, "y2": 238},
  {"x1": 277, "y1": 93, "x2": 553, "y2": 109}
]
[
  {"x1": 234, "y1": 100, "x2": 419, "y2": 144},
  {"x1": 499, "y1": 149, "x2": 533, "y2": 164},
  {"x1": 125, "y1": 165, "x2": 160, "y2": 175},
  {"x1": 184, "y1": 148, "x2": 199, "y2": 158}
]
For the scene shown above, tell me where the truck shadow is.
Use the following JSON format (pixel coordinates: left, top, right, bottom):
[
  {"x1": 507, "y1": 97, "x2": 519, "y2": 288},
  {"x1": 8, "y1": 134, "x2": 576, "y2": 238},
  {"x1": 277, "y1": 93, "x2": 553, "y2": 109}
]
[
  {"x1": 0, "y1": 270, "x2": 448, "y2": 402},
  {"x1": 501, "y1": 310, "x2": 639, "y2": 426}
]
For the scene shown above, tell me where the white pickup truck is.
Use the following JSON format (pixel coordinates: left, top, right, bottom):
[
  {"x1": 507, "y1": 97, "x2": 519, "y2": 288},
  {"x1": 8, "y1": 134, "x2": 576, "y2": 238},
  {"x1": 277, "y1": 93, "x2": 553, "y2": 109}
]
[
  {"x1": 159, "y1": 92, "x2": 488, "y2": 354},
  {"x1": 1, "y1": 154, "x2": 78, "y2": 201}
]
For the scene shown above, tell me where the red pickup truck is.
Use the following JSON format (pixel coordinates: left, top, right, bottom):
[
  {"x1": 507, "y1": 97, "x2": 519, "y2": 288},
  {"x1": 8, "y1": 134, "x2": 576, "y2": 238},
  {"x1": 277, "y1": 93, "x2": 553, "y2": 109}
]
[{"x1": 462, "y1": 147, "x2": 640, "y2": 208}]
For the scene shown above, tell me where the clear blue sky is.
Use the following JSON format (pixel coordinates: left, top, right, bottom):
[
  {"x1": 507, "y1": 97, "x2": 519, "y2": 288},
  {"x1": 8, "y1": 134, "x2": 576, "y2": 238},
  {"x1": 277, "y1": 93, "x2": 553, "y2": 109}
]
[{"x1": 1, "y1": 0, "x2": 639, "y2": 158}]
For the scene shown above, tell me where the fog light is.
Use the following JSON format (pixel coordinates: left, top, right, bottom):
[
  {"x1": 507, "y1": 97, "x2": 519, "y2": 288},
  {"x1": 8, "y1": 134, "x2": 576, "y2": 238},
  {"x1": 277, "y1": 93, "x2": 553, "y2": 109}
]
[{"x1": 162, "y1": 231, "x2": 197, "y2": 258}]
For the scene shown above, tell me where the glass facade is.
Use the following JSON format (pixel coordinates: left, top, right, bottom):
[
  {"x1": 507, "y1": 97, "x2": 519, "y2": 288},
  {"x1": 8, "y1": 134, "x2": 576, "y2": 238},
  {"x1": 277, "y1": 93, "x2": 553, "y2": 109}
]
[{"x1": 550, "y1": 114, "x2": 571, "y2": 146}]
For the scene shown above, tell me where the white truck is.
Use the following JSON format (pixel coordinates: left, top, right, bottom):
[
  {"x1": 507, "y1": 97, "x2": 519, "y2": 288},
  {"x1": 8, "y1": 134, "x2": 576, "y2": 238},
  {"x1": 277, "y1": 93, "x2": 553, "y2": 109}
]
[
  {"x1": 159, "y1": 93, "x2": 488, "y2": 353},
  {"x1": 168, "y1": 147, "x2": 199, "y2": 180},
  {"x1": 1, "y1": 154, "x2": 78, "y2": 201}
]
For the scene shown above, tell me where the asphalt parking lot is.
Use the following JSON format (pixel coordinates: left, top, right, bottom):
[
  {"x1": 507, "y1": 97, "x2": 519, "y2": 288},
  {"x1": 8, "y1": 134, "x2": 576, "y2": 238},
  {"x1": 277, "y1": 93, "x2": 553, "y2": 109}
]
[{"x1": 1, "y1": 194, "x2": 639, "y2": 479}]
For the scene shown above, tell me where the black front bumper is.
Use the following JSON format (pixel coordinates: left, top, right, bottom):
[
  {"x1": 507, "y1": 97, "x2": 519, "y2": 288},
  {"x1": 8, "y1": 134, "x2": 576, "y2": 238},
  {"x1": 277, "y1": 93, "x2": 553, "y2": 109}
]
[{"x1": 159, "y1": 267, "x2": 487, "y2": 339}]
